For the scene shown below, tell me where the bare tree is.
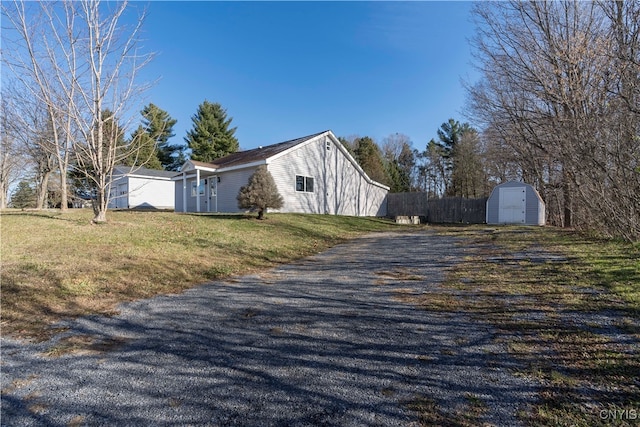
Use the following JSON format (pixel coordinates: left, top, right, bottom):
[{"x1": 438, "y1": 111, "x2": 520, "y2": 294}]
[
  {"x1": 468, "y1": 0, "x2": 639, "y2": 240},
  {"x1": 0, "y1": 96, "x2": 28, "y2": 209},
  {"x1": 450, "y1": 129, "x2": 487, "y2": 198},
  {"x1": 2, "y1": 1, "x2": 78, "y2": 211},
  {"x1": 73, "y1": 1, "x2": 154, "y2": 222},
  {"x1": 2, "y1": 84, "x2": 60, "y2": 209},
  {"x1": 2, "y1": 0, "x2": 153, "y2": 222}
]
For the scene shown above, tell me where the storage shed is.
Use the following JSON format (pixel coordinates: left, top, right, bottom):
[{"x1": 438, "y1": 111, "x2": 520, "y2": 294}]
[
  {"x1": 486, "y1": 181, "x2": 545, "y2": 225},
  {"x1": 108, "y1": 165, "x2": 177, "y2": 210}
]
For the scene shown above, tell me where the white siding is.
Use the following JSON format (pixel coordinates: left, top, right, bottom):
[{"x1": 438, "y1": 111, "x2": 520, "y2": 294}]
[
  {"x1": 108, "y1": 176, "x2": 128, "y2": 209},
  {"x1": 268, "y1": 134, "x2": 388, "y2": 216},
  {"x1": 486, "y1": 181, "x2": 545, "y2": 225},
  {"x1": 109, "y1": 176, "x2": 174, "y2": 209},
  {"x1": 127, "y1": 177, "x2": 174, "y2": 209},
  {"x1": 268, "y1": 140, "x2": 325, "y2": 213},
  {"x1": 175, "y1": 176, "x2": 206, "y2": 212},
  {"x1": 177, "y1": 168, "x2": 257, "y2": 213},
  {"x1": 175, "y1": 178, "x2": 186, "y2": 212}
]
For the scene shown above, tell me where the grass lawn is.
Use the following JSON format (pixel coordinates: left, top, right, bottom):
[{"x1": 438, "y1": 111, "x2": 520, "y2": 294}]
[
  {"x1": 414, "y1": 225, "x2": 640, "y2": 427},
  {"x1": 2, "y1": 211, "x2": 639, "y2": 425},
  {"x1": 1, "y1": 209, "x2": 404, "y2": 340}
]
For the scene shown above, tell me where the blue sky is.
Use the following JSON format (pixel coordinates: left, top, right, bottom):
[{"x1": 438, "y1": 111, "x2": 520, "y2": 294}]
[{"x1": 133, "y1": 1, "x2": 478, "y2": 153}]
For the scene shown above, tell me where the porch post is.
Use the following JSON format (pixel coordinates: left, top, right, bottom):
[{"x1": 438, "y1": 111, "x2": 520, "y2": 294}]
[
  {"x1": 182, "y1": 172, "x2": 187, "y2": 213},
  {"x1": 196, "y1": 169, "x2": 201, "y2": 212}
]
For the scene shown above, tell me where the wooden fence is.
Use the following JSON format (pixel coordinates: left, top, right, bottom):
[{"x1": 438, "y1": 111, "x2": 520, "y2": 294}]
[{"x1": 387, "y1": 192, "x2": 488, "y2": 224}]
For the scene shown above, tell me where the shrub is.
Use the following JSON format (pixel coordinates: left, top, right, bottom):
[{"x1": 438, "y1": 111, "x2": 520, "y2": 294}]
[{"x1": 237, "y1": 166, "x2": 284, "y2": 219}]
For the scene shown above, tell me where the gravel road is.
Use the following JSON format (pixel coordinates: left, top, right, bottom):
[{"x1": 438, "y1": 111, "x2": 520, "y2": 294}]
[{"x1": 1, "y1": 230, "x2": 538, "y2": 426}]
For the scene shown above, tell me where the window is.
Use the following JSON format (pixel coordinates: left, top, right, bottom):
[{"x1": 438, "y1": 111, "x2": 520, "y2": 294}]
[
  {"x1": 295, "y1": 175, "x2": 314, "y2": 192},
  {"x1": 191, "y1": 180, "x2": 205, "y2": 197}
]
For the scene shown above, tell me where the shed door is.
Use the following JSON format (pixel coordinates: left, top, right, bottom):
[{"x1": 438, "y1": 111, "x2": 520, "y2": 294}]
[
  {"x1": 116, "y1": 183, "x2": 127, "y2": 209},
  {"x1": 498, "y1": 187, "x2": 526, "y2": 224}
]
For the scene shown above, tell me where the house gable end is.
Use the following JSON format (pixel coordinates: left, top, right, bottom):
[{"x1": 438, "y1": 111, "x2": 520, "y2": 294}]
[{"x1": 266, "y1": 131, "x2": 389, "y2": 191}]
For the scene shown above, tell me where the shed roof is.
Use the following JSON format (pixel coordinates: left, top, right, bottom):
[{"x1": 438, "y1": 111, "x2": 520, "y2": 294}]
[{"x1": 113, "y1": 165, "x2": 178, "y2": 179}]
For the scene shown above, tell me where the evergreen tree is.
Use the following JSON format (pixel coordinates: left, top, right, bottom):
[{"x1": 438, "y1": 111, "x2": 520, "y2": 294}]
[
  {"x1": 237, "y1": 166, "x2": 283, "y2": 220},
  {"x1": 337, "y1": 136, "x2": 356, "y2": 156},
  {"x1": 433, "y1": 119, "x2": 480, "y2": 196},
  {"x1": 450, "y1": 129, "x2": 487, "y2": 198},
  {"x1": 381, "y1": 135, "x2": 415, "y2": 192},
  {"x1": 124, "y1": 125, "x2": 162, "y2": 169},
  {"x1": 353, "y1": 136, "x2": 390, "y2": 186},
  {"x1": 123, "y1": 104, "x2": 181, "y2": 170},
  {"x1": 10, "y1": 180, "x2": 36, "y2": 209},
  {"x1": 436, "y1": 118, "x2": 466, "y2": 159},
  {"x1": 185, "y1": 101, "x2": 239, "y2": 163},
  {"x1": 142, "y1": 104, "x2": 182, "y2": 170}
]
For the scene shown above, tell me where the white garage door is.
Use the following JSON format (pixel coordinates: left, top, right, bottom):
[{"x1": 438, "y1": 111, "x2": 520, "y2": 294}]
[{"x1": 498, "y1": 187, "x2": 526, "y2": 224}]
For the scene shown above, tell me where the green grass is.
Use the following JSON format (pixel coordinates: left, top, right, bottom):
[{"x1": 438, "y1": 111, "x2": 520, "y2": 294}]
[
  {"x1": 1, "y1": 209, "x2": 407, "y2": 339},
  {"x1": 413, "y1": 225, "x2": 640, "y2": 427}
]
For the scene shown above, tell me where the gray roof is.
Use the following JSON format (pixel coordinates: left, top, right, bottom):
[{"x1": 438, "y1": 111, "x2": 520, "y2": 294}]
[
  {"x1": 198, "y1": 131, "x2": 329, "y2": 170},
  {"x1": 113, "y1": 165, "x2": 178, "y2": 179}
]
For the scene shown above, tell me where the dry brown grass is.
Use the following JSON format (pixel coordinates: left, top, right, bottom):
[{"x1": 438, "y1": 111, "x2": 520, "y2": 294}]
[{"x1": 1, "y1": 209, "x2": 406, "y2": 340}]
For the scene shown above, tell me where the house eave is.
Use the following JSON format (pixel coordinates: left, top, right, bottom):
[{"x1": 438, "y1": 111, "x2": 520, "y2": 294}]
[
  {"x1": 172, "y1": 160, "x2": 268, "y2": 180},
  {"x1": 216, "y1": 160, "x2": 267, "y2": 173},
  {"x1": 125, "y1": 174, "x2": 175, "y2": 181}
]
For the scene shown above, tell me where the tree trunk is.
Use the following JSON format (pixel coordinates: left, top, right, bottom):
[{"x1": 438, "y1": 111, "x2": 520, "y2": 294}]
[
  {"x1": 59, "y1": 172, "x2": 68, "y2": 210},
  {"x1": 36, "y1": 170, "x2": 51, "y2": 209},
  {"x1": 257, "y1": 208, "x2": 264, "y2": 220},
  {"x1": 92, "y1": 191, "x2": 108, "y2": 223}
]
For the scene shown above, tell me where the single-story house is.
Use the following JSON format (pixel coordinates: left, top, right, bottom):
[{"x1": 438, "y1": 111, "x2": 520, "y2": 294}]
[
  {"x1": 486, "y1": 181, "x2": 546, "y2": 225},
  {"x1": 109, "y1": 165, "x2": 177, "y2": 210},
  {"x1": 173, "y1": 130, "x2": 389, "y2": 216}
]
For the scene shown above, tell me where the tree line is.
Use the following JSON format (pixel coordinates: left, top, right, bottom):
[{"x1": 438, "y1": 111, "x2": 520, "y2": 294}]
[
  {"x1": 467, "y1": 0, "x2": 639, "y2": 241},
  {"x1": 338, "y1": 119, "x2": 489, "y2": 199}
]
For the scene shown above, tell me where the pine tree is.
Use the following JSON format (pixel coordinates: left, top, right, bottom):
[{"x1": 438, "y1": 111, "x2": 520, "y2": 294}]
[
  {"x1": 353, "y1": 136, "x2": 390, "y2": 186},
  {"x1": 185, "y1": 101, "x2": 239, "y2": 163},
  {"x1": 237, "y1": 166, "x2": 283, "y2": 220},
  {"x1": 10, "y1": 180, "x2": 36, "y2": 209},
  {"x1": 141, "y1": 104, "x2": 182, "y2": 170},
  {"x1": 124, "y1": 104, "x2": 181, "y2": 170},
  {"x1": 124, "y1": 126, "x2": 163, "y2": 170}
]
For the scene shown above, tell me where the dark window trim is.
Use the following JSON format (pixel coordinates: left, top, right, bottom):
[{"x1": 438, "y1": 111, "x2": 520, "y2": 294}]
[{"x1": 295, "y1": 175, "x2": 314, "y2": 193}]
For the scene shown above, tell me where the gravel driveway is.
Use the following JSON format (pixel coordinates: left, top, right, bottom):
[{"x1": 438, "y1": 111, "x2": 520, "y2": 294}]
[{"x1": 1, "y1": 230, "x2": 537, "y2": 426}]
